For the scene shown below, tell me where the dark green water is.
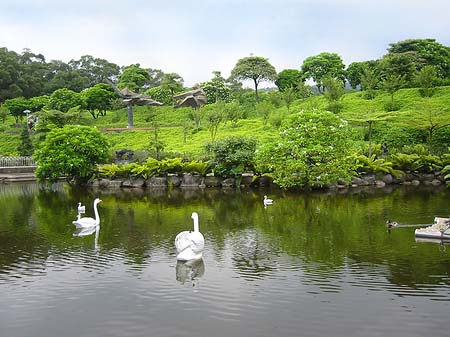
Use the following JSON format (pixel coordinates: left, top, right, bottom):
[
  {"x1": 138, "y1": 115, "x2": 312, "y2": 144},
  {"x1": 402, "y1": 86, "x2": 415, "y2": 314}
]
[{"x1": 0, "y1": 183, "x2": 449, "y2": 337}]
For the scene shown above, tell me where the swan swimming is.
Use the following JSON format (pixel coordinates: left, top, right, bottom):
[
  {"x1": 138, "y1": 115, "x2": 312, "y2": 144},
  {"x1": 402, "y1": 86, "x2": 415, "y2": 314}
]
[
  {"x1": 263, "y1": 195, "x2": 273, "y2": 206},
  {"x1": 72, "y1": 198, "x2": 101, "y2": 228},
  {"x1": 175, "y1": 212, "x2": 204, "y2": 261},
  {"x1": 77, "y1": 202, "x2": 86, "y2": 220}
]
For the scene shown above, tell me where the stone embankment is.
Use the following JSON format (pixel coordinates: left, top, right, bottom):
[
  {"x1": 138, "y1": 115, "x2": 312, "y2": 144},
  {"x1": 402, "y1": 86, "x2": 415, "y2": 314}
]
[
  {"x1": 89, "y1": 171, "x2": 448, "y2": 190},
  {"x1": 0, "y1": 166, "x2": 37, "y2": 183}
]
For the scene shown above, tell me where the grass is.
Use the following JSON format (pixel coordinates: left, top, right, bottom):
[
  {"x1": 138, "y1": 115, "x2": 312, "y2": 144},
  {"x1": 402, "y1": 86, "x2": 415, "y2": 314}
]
[{"x1": 2, "y1": 85, "x2": 450, "y2": 157}]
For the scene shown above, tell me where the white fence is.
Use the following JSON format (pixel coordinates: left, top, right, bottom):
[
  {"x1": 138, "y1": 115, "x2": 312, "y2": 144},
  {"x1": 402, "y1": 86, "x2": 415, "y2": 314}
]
[{"x1": 0, "y1": 156, "x2": 36, "y2": 167}]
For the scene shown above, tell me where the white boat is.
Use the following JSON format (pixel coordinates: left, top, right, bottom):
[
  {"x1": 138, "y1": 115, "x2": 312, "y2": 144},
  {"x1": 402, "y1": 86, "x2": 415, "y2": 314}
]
[{"x1": 415, "y1": 217, "x2": 450, "y2": 239}]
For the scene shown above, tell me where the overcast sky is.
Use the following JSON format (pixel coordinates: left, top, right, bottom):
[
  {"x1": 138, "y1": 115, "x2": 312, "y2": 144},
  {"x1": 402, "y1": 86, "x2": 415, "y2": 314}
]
[{"x1": 1, "y1": 0, "x2": 450, "y2": 87}]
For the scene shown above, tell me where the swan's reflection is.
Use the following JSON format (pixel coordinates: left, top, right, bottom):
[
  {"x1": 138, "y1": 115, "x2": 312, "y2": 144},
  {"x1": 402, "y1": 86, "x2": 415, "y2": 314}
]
[
  {"x1": 176, "y1": 258, "x2": 205, "y2": 286},
  {"x1": 73, "y1": 225, "x2": 100, "y2": 251}
]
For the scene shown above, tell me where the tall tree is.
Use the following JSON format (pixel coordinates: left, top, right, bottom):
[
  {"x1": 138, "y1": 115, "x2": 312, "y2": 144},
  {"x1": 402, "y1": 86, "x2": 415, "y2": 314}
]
[
  {"x1": 161, "y1": 73, "x2": 184, "y2": 96},
  {"x1": 415, "y1": 65, "x2": 437, "y2": 97},
  {"x1": 230, "y1": 56, "x2": 277, "y2": 100},
  {"x1": 301, "y1": 52, "x2": 345, "y2": 93}
]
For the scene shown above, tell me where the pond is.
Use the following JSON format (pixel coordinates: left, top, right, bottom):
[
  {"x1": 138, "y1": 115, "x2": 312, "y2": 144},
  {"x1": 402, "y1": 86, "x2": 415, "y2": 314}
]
[{"x1": 0, "y1": 183, "x2": 450, "y2": 337}]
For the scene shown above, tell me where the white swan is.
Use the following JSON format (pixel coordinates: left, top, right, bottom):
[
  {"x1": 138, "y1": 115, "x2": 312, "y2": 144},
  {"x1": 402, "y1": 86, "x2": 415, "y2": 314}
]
[
  {"x1": 77, "y1": 202, "x2": 86, "y2": 220},
  {"x1": 72, "y1": 198, "x2": 101, "y2": 228},
  {"x1": 264, "y1": 195, "x2": 273, "y2": 206},
  {"x1": 175, "y1": 212, "x2": 204, "y2": 261}
]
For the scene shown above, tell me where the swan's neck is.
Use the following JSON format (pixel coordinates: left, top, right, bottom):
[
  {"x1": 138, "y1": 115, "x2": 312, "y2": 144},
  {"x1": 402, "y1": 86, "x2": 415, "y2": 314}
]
[
  {"x1": 94, "y1": 202, "x2": 100, "y2": 225},
  {"x1": 193, "y1": 216, "x2": 199, "y2": 232}
]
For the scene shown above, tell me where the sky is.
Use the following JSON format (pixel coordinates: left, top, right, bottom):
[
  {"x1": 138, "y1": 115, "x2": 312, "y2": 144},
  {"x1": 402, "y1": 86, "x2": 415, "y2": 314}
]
[{"x1": 1, "y1": 0, "x2": 450, "y2": 88}]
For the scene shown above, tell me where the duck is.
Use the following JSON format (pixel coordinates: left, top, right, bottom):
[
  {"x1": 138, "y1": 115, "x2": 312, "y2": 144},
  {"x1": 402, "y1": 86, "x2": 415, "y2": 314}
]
[
  {"x1": 175, "y1": 212, "x2": 204, "y2": 261},
  {"x1": 263, "y1": 195, "x2": 273, "y2": 206},
  {"x1": 72, "y1": 198, "x2": 101, "y2": 228},
  {"x1": 386, "y1": 220, "x2": 398, "y2": 228}
]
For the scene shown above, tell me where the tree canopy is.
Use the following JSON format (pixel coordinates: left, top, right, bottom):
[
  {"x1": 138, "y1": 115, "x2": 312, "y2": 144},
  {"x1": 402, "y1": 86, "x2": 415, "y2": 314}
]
[{"x1": 230, "y1": 56, "x2": 277, "y2": 100}]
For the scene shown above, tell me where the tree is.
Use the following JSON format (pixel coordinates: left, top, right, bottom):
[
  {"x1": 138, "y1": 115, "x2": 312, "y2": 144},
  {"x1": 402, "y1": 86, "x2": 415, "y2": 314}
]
[
  {"x1": 275, "y1": 69, "x2": 303, "y2": 92},
  {"x1": 360, "y1": 66, "x2": 380, "y2": 99},
  {"x1": 205, "y1": 136, "x2": 257, "y2": 178},
  {"x1": 397, "y1": 102, "x2": 450, "y2": 150},
  {"x1": 346, "y1": 62, "x2": 365, "y2": 89},
  {"x1": 145, "y1": 86, "x2": 173, "y2": 105},
  {"x1": 3, "y1": 97, "x2": 30, "y2": 123},
  {"x1": 47, "y1": 88, "x2": 83, "y2": 113},
  {"x1": 341, "y1": 106, "x2": 394, "y2": 157},
  {"x1": 17, "y1": 125, "x2": 34, "y2": 156},
  {"x1": 415, "y1": 65, "x2": 437, "y2": 97},
  {"x1": 201, "y1": 71, "x2": 231, "y2": 103},
  {"x1": 230, "y1": 56, "x2": 277, "y2": 100},
  {"x1": 382, "y1": 74, "x2": 405, "y2": 111},
  {"x1": 323, "y1": 78, "x2": 345, "y2": 113},
  {"x1": 387, "y1": 38, "x2": 450, "y2": 80},
  {"x1": 82, "y1": 83, "x2": 117, "y2": 118},
  {"x1": 301, "y1": 52, "x2": 345, "y2": 93},
  {"x1": 206, "y1": 103, "x2": 224, "y2": 141},
  {"x1": 161, "y1": 73, "x2": 184, "y2": 96},
  {"x1": 118, "y1": 64, "x2": 150, "y2": 92},
  {"x1": 255, "y1": 109, "x2": 357, "y2": 188},
  {"x1": 34, "y1": 125, "x2": 110, "y2": 185}
]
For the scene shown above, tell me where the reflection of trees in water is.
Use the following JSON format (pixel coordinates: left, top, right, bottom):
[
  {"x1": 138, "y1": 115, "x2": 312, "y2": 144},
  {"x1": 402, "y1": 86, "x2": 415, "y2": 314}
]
[{"x1": 230, "y1": 229, "x2": 278, "y2": 280}]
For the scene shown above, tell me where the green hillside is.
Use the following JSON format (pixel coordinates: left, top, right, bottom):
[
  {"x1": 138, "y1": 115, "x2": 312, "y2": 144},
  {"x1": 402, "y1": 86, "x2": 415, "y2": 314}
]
[{"x1": 2, "y1": 86, "x2": 450, "y2": 158}]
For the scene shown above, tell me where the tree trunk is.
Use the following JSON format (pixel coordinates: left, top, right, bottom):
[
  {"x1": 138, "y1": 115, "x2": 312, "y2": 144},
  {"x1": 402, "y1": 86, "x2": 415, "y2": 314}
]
[{"x1": 254, "y1": 78, "x2": 259, "y2": 101}]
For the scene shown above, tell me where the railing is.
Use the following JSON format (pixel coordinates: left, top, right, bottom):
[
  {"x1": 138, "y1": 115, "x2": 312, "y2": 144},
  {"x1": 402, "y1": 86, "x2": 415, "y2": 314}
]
[{"x1": 0, "y1": 156, "x2": 36, "y2": 167}]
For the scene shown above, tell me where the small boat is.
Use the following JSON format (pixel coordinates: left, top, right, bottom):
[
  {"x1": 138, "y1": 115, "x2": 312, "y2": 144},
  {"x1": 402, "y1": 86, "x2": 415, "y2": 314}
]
[{"x1": 415, "y1": 217, "x2": 450, "y2": 240}]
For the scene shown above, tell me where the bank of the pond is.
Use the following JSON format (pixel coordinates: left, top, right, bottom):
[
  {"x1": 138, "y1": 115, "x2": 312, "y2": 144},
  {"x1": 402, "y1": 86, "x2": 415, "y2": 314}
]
[{"x1": 87, "y1": 171, "x2": 448, "y2": 190}]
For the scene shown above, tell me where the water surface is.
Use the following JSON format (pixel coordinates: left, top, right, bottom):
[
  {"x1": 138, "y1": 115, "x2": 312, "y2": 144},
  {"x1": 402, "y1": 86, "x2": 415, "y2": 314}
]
[{"x1": 0, "y1": 183, "x2": 449, "y2": 337}]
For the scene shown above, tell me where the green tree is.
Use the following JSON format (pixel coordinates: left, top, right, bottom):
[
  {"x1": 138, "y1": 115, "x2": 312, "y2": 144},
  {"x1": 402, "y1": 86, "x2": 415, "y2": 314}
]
[
  {"x1": 301, "y1": 52, "x2": 346, "y2": 93},
  {"x1": 386, "y1": 38, "x2": 450, "y2": 80},
  {"x1": 275, "y1": 69, "x2": 303, "y2": 92},
  {"x1": 3, "y1": 97, "x2": 30, "y2": 123},
  {"x1": 47, "y1": 88, "x2": 83, "y2": 113},
  {"x1": 145, "y1": 85, "x2": 173, "y2": 105},
  {"x1": 230, "y1": 56, "x2": 277, "y2": 100},
  {"x1": 34, "y1": 125, "x2": 110, "y2": 185},
  {"x1": 360, "y1": 66, "x2": 380, "y2": 99},
  {"x1": 201, "y1": 71, "x2": 231, "y2": 103},
  {"x1": 161, "y1": 73, "x2": 184, "y2": 96},
  {"x1": 323, "y1": 78, "x2": 345, "y2": 113},
  {"x1": 382, "y1": 74, "x2": 405, "y2": 111},
  {"x1": 82, "y1": 83, "x2": 117, "y2": 118},
  {"x1": 397, "y1": 102, "x2": 450, "y2": 150},
  {"x1": 205, "y1": 136, "x2": 257, "y2": 178},
  {"x1": 255, "y1": 109, "x2": 357, "y2": 188},
  {"x1": 415, "y1": 65, "x2": 437, "y2": 97},
  {"x1": 207, "y1": 103, "x2": 224, "y2": 141},
  {"x1": 118, "y1": 64, "x2": 150, "y2": 92},
  {"x1": 341, "y1": 106, "x2": 394, "y2": 157}
]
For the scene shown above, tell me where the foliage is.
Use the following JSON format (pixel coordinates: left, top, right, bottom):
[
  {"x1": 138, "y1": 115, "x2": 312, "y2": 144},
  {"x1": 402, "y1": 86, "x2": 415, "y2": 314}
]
[
  {"x1": 382, "y1": 74, "x2": 405, "y2": 110},
  {"x1": 390, "y1": 152, "x2": 442, "y2": 173},
  {"x1": 415, "y1": 65, "x2": 437, "y2": 97},
  {"x1": 17, "y1": 125, "x2": 34, "y2": 156},
  {"x1": 230, "y1": 56, "x2": 277, "y2": 100},
  {"x1": 301, "y1": 52, "x2": 346, "y2": 93},
  {"x1": 47, "y1": 88, "x2": 83, "y2": 113},
  {"x1": 323, "y1": 78, "x2": 345, "y2": 112},
  {"x1": 255, "y1": 109, "x2": 357, "y2": 188},
  {"x1": 34, "y1": 125, "x2": 110, "y2": 185},
  {"x1": 3, "y1": 97, "x2": 30, "y2": 123},
  {"x1": 354, "y1": 154, "x2": 395, "y2": 175},
  {"x1": 275, "y1": 69, "x2": 303, "y2": 92},
  {"x1": 82, "y1": 83, "x2": 116, "y2": 118},
  {"x1": 160, "y1": 73, "x2": 184, "y2": 96},
  {"x1": 201, "y1": 71, "x2": 232, "y2": 103},
  {"x1": 205, "y1": 136, "x2": 257, "y2": 178},
  {"x1": 145, "y1": 85, "x2": 173, "y2": 105},
  {"x1": 117, "y1": 64, "x2": 150, "y2": 92},
  {"x1": 182, "y1": 160, "x2": 210, "y2": 175}
]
